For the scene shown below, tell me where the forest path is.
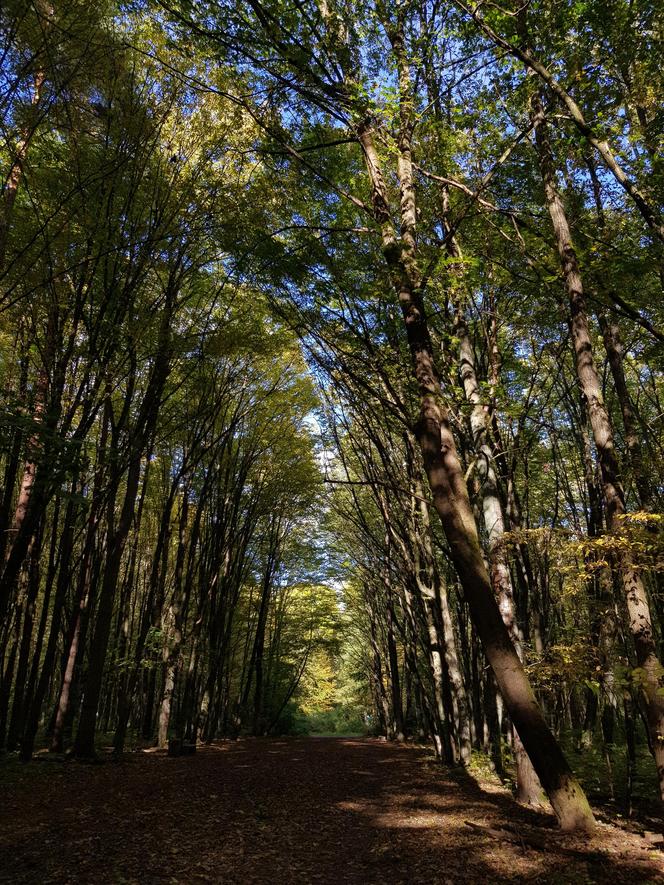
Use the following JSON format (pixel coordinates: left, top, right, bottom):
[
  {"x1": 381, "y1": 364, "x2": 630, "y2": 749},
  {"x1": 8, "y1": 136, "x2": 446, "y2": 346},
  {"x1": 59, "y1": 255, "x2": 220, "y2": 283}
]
[{"x1": 1, "y1": 737, "x2": 662, "y2": 884}]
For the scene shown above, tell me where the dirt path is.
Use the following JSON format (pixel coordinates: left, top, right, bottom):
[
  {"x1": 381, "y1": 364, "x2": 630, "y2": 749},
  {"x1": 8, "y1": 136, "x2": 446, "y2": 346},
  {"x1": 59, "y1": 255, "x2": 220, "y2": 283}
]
[{"x1": 1, "y1": 737, "x2": 662, "y2": 884}]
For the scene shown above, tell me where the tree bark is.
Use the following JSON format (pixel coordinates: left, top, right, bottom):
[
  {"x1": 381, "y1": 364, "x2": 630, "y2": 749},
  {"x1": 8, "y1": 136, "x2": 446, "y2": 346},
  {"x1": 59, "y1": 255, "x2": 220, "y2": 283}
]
[
  {"x1": 443, "y1": 199, "x2": 542, "y2": 802},
  {"x1": 532, "y1": 91, "x2": 664, "y2": 800},
  {"x1": 353, "y1": 25, "x2": 594, "y2": 825}
]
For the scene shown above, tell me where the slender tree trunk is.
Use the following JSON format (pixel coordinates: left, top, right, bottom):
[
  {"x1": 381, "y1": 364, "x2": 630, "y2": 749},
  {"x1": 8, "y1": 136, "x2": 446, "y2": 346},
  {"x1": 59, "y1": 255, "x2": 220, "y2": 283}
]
[
  {"x1": 0, "y1": 355, "x2": 28, "y2": 566},
  {"x1": 5, "y1": 527, "x2": 42, "y2": 751},
  {"x1": 0, "y1": 609, "x2": 22, "y2": 750},
  {"x1": 367, "y1": 601, "x2": 390, "y2": 736},
  {"x1": 0, "y1": 362, "x2": 49, "y2": 625},
  {"x1": 73, "y1": 455, "x2": 142, "y2": 757},
  {"x1": 51, "y1": 408, "x2": 110, "y2": 754},
  {"x1": 20, "y1": 481, "x2": 79, "y2": 760},
  {"x1": 0, "y1": 63, "x2": 46, "y2": 271},
  {"x1": 355, "y1": 42, "x2": 594, "y2": 823},
  {"x1": 158, "y1": 492, "x2": 189, "y2": 748},
  {"x1": 533, "y1": 92, "x2": 664, "y2": 800},
  {"x1": 409, "y1": 458, "x2": 471, "y2": 762},
  {"x1": 597, "y1": 313, "x2": 651, "y2": 509},
  {"x1": 445, "y1": 215, "x2": 542, "y2": 803},
  {"x1": 385, "y1": 588, "x2": 405, "y2": 741}
]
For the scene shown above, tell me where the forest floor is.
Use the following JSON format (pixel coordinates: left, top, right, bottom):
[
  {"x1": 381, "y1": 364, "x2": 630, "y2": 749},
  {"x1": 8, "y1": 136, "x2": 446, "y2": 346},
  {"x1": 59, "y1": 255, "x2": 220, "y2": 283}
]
[{"x1": 1, "y1": 737, "x2": 663, "y2": 884}]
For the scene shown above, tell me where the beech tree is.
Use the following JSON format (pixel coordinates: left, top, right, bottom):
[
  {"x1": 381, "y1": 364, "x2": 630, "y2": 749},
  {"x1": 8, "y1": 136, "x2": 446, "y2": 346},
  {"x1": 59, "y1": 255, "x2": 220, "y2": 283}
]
[{"x1": 0, "y1": 0, "x2": 662, "y2": 839}]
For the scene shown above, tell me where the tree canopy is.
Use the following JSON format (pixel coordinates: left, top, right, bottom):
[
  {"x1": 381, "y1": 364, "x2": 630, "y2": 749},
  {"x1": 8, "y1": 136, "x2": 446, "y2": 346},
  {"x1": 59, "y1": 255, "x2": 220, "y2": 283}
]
[{"x1": 0, "y1": 0, "x2": 663, "y2": 837}]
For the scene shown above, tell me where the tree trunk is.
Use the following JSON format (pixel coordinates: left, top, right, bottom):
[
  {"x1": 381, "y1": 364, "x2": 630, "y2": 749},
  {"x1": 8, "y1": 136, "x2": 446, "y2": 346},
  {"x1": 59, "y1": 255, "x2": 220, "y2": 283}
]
[
  {"x1": 385, "y1": 589, "x2": 405, "y2": 741},
  {"x1": 158, "y1": 491, "x2": 190, "y2": 748},
  {"x1": 5, "y1": 527, "x2": 42, "y2": 751},
  {"x1": 446, "y1": 214, "x2": 543, "y2": 804},
  {"x1": 597, "y1": 312, "x2": 651, "y2": 509},
  {"x1": 73, "y1": 455, "x2": 143, "y2": 757},
  {"x1": 533, "y1": 91, "x2": 664, "y2": 801},
  {"x1": 0, "y1": 63, "x2": 46, "y2": 271},
  {"x1": 355, "y1": 56, "x2": 594, "y2": 824}
]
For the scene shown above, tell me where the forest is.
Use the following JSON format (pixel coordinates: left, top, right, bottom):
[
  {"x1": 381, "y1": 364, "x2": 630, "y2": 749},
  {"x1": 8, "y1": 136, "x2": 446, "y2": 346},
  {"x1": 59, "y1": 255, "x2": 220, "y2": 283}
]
[{"x1": 0, "y1": 0, "x2": 663, "y2": 881}]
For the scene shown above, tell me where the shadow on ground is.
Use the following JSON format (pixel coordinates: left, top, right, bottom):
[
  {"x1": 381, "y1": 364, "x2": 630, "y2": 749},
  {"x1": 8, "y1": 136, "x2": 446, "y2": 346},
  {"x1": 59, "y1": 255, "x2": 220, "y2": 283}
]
[{"x1": 1, "y1": 737, "x2": 662, "y2": 884}]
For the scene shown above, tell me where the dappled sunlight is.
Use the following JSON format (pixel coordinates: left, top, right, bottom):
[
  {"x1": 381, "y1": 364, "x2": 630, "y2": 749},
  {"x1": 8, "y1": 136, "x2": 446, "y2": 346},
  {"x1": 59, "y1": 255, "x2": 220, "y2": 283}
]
[
  {"x1": 363, "y1": 809, "x2": 447, "y2": 830},
  {"x1": 1, "y1": 2, "x2": 663, "y2": 881},
  {"x1": 3, "y1": 737, "x2": 661, "y2": 883},
  {"x1": 336, "y1": 800, "x2": 366, "y2": 812}
]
